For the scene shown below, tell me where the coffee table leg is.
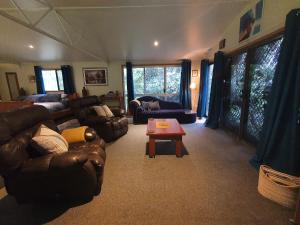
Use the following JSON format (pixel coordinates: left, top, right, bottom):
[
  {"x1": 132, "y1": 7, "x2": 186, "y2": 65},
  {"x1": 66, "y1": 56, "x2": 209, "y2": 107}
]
[
  {"x1": 175, "y1": 137, "x2": 182, "y2": 157},
  {"x1": 149, "y1": 137, "x2": 155, "y2": 158}
]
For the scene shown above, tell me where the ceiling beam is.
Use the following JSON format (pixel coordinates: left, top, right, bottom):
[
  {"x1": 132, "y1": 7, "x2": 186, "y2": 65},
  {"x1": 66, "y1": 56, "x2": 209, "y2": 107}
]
[
  {"x1": 9, "y1": 0, "x2": 32, "y2": 25},
  {"x1": 32, "y1": 8, "x2": 52, "y2": 27},
  {"x1": 54, "y1": 10, "x2": 73, "y2": 45},
  {"x1": 0, "y1": 10, "x2": 103, "y2": 61}
]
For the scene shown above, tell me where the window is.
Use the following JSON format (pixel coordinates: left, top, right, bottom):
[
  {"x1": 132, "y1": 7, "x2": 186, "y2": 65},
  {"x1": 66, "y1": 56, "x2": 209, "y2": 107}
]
[
  {"x1": 123, "y1": 65, "x2": 181, "y2": 110},
  {"x1": 42, "y1": 69, "x2": 64, "y2": 92}
]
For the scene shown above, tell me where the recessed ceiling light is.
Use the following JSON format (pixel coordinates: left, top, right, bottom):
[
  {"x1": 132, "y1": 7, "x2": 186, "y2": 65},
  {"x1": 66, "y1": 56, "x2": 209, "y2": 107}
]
[
  {"x1": 28, "y1": 45, "x2": 34, "y2": 49},
  {"x1": 154, "y1": 41, "x2": 159, "y2": 47}
]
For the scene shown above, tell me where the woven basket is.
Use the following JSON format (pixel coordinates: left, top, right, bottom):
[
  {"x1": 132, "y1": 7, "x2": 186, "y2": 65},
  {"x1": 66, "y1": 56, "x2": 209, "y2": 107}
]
[{"x1": 258, "y1": 165, "x2": 300, "y2": 208}]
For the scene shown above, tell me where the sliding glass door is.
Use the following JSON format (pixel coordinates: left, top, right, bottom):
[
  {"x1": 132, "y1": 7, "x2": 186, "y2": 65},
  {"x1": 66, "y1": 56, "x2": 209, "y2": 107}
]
[{"x1": 222, "y1": 37, "x2": 283, "y2": 144}]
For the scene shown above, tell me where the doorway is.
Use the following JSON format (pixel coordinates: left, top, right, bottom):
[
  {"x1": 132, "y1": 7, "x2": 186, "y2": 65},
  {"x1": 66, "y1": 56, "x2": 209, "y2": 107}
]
[{"x1": 6, "y1": 72, "x2": 20, "y2": 100}]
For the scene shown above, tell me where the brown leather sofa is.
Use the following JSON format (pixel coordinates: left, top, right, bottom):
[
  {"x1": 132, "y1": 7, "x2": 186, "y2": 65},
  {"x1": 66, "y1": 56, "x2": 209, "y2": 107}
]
[
  {"x1": 69, "y1": 96, "x2": 128, "y2": 142},
  {"x1": 0, "y1": 105, "x2": 106, "y2": 203}
]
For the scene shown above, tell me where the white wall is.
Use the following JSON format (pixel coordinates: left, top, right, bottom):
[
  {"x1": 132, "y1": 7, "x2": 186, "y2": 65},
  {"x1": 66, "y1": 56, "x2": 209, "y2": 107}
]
[
  {"x1": 191, "y1": 61, "x2": 201, "y2": 111},
  {"x1": 0, "y1": 63, "x2": 30, "y2": 101},
  {"x1": 0, "y1": 61, "x2": 124, "y2": 101}
]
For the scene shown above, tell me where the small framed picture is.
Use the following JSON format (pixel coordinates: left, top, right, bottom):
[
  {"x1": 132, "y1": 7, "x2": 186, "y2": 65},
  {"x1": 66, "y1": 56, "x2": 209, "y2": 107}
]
[
  {"x1": 83, "y1": 67, "x2": 108, "y2": 86},
  {"x1": 192, "y1": 70, "x2": 198, "y2": 77},
  {"x1": 219, "y1": 39, "x2": 226, "y2": 49}
]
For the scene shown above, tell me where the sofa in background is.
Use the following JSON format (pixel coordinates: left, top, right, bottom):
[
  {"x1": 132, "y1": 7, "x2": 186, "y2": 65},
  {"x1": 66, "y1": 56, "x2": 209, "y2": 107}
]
[
  {"x1": 0, "y1": 105, "x2": 106, "y2": 203},
  {"x1": 69, "y1": 96, "x2": 128, "y2": 142},
  {"x1": 129, "y1": 96, "x2": 196, "y2": 124}
]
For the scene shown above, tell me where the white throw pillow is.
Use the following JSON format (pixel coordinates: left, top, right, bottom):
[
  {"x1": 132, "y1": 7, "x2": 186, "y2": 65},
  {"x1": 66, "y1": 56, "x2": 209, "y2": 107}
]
[
  {"x1": 32, "y1": 124, "x2": 68, "y2": 154},
  {"x1": 93, "y1": 105, "x2": 107, "y2": 117},
  {"x1": 102, "y1": 105, "x2": 114, "y2": 118}
]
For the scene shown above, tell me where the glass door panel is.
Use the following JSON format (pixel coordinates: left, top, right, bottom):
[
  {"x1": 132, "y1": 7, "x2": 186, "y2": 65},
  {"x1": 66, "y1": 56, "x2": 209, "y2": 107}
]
[
  {"x1": 245, "y1": 37, "x2": 283, "y2": 143},
  {"x1": 223, "y1": 52, "x2": 247, "y2": 133}
]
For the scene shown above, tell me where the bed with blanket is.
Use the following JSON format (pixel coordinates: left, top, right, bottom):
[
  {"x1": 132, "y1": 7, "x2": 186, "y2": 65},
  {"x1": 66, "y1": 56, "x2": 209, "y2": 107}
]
[{"x1": 19, "y1": 93, "x2": 69, "y2": 113}]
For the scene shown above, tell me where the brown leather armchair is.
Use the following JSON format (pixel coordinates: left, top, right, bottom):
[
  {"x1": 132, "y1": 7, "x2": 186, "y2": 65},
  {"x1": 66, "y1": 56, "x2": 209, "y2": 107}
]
[
  {"x1": 69, "y1": 96, "x2": 128, "y2": 142},
  {"x1": 0, "y1": 105, "x2": 106, "y2": 203}
]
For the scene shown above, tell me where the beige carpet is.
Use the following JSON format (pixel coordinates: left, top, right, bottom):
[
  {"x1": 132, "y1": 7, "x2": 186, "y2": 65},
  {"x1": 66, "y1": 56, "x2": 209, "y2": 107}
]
[{"x1": 0, "y1": 122, "x2": 293, "y2": 225}]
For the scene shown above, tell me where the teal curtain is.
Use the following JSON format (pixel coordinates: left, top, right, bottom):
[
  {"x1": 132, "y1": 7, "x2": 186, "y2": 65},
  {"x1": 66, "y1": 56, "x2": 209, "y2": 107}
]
[
  {"x1": 34, "y1": 66, "x2": 45, "y2": 94},
  {"x1": 251, "y1": 9, "x2": 300, "y2": 176},
  {"x1": 179, "y1": 60, "x2": 192, "y2": 109},
  {"x1": 205, "y1": 52, "x2": 226, "y2": 129},
  {"x1": 61, "y1": 65, "x2": 75, "y2": 94},
  {"x1": 126, "y1": 62, "x2": 134, "y2": 105},
  {"x1": 197, "y1": 59, "x2": 210, "y2": 118}
]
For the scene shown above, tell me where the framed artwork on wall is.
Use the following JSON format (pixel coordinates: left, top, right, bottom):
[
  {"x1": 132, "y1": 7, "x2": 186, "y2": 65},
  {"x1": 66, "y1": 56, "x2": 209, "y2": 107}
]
[
  {"x1": 219, "y1": 39, "x2": 226, "y2": 49},
  {"x1": 239, "y1": 0, "x2": 264, "y2": 42},
  {"x1": 83, "y1": 67, "x2": 108, "y2": 86},
  {"x1": 192, "y1": 70, "x2": 198, "y2": 77}
]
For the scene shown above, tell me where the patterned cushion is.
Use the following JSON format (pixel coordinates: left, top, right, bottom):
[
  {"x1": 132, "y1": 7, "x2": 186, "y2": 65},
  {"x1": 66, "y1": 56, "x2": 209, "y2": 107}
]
[
  {"x1": 32, "y1": 124, "x2": 68, "y2": 155},
  {"x1": 141, "y1": 101, "x2": 151, "y2": 111},
  {"x1": 102, "y1": 105, "x2": 114, "y2": 117},
  {"x1": 149, "y1": 101, "x2": 160, "y2": 110},
  {"x1": 93, "y1": 106, "x2": 107, "y2": 117}
]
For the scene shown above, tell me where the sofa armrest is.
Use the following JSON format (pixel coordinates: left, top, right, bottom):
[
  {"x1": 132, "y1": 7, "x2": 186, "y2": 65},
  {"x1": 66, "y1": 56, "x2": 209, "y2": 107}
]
[
  {"x1": 21, "y1": 151, "x2": 89, "y2": 174},
  {"x1": 50, "y1": 151, "x2": 88, "y2": 171},
  {"x1": 21, "y1": 154, "x2": 54, "y2": 174},
  {"x1": 129, "y1": 100, "x2": 141, "y2": 114}
]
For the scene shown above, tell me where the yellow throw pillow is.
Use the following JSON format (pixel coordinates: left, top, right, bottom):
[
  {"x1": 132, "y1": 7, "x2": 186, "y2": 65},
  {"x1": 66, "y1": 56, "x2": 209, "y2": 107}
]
[
  {"x1": 102, "y1": 105, "x2": 114, "y2": 118},
  {"x1": 61, "y1": 126, "x2": 88, "y2": 144}
]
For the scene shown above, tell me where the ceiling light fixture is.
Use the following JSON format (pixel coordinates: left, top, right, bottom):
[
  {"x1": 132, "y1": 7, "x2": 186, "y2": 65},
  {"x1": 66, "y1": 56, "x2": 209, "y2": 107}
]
[
  {"x1": 28, "y1": 45, "x2": 34, "y2": 49},
  {"x1": 154, "y1": 41, "x2": 159, "y2": 47}
]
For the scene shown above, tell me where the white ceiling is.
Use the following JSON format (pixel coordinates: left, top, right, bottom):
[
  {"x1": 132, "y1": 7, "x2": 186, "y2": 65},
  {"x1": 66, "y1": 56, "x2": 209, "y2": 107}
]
[{"x1": 0, "y1": 0, "x2": 250, "y2": 63}]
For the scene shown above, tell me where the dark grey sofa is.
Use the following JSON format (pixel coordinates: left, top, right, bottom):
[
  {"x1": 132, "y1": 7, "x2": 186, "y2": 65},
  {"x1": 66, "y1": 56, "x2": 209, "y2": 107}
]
[{"x1": 129, "y1": 96, "x2": 196, "y2": 124}]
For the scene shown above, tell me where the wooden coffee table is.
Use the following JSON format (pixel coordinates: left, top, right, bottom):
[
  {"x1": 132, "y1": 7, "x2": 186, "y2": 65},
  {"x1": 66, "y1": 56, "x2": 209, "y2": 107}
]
[{"x1": 146, "y1": 119, "x2": 186, "y2": 158}]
